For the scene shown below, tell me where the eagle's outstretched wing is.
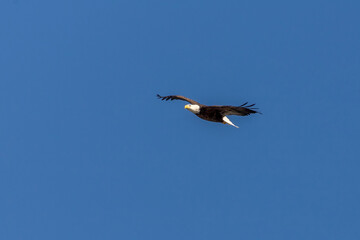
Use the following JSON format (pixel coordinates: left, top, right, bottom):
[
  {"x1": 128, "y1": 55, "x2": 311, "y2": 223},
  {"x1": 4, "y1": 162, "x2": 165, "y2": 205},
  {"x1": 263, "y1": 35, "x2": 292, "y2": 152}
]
[
  {"x1": 216, "y1": 102, "x2": 260, "y2": 116},
  {"x1": 157, "y1": 94, "x2": 201, "y2": 105}
]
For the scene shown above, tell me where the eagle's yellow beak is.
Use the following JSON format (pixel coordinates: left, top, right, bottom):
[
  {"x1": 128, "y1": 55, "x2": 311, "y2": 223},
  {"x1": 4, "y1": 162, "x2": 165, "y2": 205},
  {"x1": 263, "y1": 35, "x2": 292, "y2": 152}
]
[{"x1": 184, "y1": 105, "x2": 190, "y2": 109}]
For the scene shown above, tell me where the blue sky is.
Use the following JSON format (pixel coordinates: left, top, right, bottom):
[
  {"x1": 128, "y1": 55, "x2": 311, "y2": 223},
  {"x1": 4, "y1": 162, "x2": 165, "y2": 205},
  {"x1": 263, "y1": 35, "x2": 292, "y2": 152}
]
[{"x1": 1, "y1": 0, "x2": 360, "y2": 239}]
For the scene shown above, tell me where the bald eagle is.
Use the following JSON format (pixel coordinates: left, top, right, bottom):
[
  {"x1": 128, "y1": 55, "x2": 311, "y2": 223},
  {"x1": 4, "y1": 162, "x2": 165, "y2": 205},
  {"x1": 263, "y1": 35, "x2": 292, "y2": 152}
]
[{"x1": 157, "y1": 94, "x2": 260, "y2": 128}]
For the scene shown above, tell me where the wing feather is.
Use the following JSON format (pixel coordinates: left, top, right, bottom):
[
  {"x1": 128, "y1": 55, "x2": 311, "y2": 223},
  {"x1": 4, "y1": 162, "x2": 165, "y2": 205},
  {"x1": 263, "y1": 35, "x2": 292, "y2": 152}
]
[
  {"x1": 218, "y1": 103, "x2": 260, "y2": 116},
  {"x1": 157, "y1": 94, "x2": 201, "y2": 105}
]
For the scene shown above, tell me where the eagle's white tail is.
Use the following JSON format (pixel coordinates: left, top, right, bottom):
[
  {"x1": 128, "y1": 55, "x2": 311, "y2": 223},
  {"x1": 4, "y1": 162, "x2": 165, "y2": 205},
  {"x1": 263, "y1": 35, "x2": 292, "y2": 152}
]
[{"x1": 222, "y1": 116, "x2": 239, "y2": 128}]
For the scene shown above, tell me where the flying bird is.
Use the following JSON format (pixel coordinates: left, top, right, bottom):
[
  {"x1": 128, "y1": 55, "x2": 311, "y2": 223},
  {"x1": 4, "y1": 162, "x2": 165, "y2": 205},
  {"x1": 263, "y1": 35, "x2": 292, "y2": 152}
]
[{"x1": 157, "y1": 94, "x2": 260, "y2": 128}]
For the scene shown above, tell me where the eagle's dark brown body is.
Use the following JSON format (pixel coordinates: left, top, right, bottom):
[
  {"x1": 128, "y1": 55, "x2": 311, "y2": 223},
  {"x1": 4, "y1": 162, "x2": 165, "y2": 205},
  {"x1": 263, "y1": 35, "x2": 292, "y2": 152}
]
[{"x1": 197, "y1": 106, "x2": 226, "y2": 122}]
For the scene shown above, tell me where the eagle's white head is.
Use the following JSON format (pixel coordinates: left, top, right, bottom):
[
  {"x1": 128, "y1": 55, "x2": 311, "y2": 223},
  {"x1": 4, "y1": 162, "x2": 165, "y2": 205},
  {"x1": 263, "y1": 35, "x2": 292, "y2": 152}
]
[{"x1": 184, "y1": 104, "x2": 200, "y2": 114}]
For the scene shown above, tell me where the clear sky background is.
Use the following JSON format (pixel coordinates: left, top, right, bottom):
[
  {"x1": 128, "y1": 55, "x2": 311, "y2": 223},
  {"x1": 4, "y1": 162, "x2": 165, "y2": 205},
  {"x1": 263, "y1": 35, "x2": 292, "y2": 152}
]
[{"x1": 1, "y1": 0, "x2": 360, "y2": 239}]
